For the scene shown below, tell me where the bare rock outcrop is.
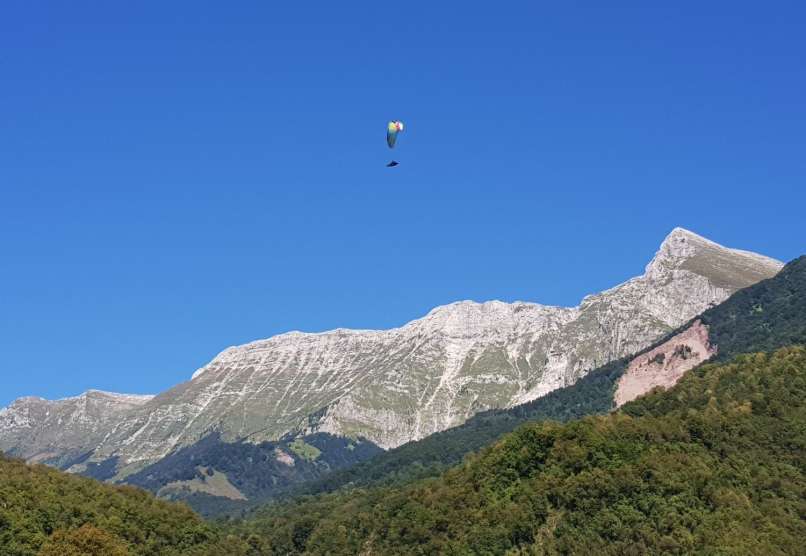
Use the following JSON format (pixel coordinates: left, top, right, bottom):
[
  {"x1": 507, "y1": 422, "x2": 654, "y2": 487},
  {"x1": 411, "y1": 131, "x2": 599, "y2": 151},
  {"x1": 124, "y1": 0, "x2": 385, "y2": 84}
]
[{"x1": 614, "y1": 319, "x2": 717, "y2": 407}]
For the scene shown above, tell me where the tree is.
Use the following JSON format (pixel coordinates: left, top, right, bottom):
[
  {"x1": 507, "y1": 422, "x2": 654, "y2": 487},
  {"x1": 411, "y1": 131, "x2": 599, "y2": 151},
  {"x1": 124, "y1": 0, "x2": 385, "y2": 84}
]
[{"x1": 38, "y1": 524, "x2": 130, "y2": 556}]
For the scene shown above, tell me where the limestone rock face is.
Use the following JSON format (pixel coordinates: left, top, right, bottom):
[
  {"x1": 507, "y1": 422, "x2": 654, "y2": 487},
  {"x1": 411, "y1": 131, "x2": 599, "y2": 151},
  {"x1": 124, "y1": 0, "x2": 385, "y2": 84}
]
[
  {"x1": 0, "y1": 228, "x2": 783, "y2": 476},
  {"x1": 0, "y1": 391, "x2": 153, "y2": 466}
]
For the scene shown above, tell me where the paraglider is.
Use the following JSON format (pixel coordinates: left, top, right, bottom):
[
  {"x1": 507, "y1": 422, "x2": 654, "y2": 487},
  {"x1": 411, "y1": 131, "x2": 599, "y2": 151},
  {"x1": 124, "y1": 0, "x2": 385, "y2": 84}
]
[
  {"x1": 387, "y1": 120, "x2": 403, "y2": 167},
  {"x1": 387, "y1": 120, "x2": 403, "y2": 148}
]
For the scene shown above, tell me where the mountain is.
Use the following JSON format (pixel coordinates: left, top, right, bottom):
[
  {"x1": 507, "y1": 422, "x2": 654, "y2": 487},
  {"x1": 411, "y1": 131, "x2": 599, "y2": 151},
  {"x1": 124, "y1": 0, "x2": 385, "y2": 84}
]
[
  {"x1": 0, "y1": 390, "x2": 153, "y2": 468},
  {"x1": 5, "y1": 259, "x2": 799, "y2": 555},
  {"x1": 238, "y1": 346, "x2": 806, "y2": 554},
  {"x1": 0, "y1": 228, "x2": 783, "y2": 498},
  {"x1": 296, "y1": 255, "x2": 806, "y2": 498}
]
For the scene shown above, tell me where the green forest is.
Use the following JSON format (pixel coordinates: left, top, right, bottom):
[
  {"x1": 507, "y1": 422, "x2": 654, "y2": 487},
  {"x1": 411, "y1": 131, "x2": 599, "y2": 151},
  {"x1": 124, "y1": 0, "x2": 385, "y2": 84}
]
[
  {"x1": 236, "y1": 346, "x2": 806, "y2": 554},
  {"x1": 0, "y1": 452, "x2": 251, "y2": 555}
]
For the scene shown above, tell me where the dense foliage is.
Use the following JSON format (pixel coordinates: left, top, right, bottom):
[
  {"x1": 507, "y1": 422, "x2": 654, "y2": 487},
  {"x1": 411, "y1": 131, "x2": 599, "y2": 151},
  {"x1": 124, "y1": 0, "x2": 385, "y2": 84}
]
[
  {"x1": 290, "y1": 256, "x2": 806, "y2": 499},
  {"x1": 0, "y1": 454, "x2": 250, "y2": 555},
  {"x1": 237, "y1": 346, "x2": 806, "y2": 554},
  {"x1": 124, "y1": 432, "x2": 381, "y2": 516},
  {"x1": 703, "y1": 256, "x2": 806, "y2": 360}
]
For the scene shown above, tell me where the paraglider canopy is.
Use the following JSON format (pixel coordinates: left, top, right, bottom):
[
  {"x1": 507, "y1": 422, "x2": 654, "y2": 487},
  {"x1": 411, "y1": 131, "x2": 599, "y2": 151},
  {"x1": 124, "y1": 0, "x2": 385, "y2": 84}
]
[{"x1": 387, "y1": 120, "x2": 404, "y2": 149}]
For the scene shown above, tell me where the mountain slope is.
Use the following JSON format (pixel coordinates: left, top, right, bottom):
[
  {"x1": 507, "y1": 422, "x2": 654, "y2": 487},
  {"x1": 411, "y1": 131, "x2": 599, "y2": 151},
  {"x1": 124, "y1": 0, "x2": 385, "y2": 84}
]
[
  {"x1": 0, "y1": 390, "x2": 153, "y2": 468},
  {"x1": 239, "y1": 346, "x2": 806, "y2": 555},
  {"x1": 0, "y1": 453, "x2": 248, "y2": 555},
  {"x1": 122, "y1": 432, "x2": 382, "y2": 517},
  {"x1": 0, "y1": 228, "x2": 783, "y2": 491},
  {"x1": 299, "y1": 255, "x2": 806, "y2": 497}
]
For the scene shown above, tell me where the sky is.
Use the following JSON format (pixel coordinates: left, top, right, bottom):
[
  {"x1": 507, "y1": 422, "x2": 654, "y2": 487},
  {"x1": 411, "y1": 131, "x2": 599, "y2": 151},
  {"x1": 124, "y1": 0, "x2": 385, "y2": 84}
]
[{"x1": 1, "y1": 2, "x2": 804, "y2": 406}]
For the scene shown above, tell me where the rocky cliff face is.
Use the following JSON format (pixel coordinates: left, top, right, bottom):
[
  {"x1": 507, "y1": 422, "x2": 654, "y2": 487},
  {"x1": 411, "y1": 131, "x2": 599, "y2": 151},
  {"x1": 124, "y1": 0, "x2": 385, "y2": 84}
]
[{"x1": 0, "y1": 228, "x2": 783, "y2": 477}]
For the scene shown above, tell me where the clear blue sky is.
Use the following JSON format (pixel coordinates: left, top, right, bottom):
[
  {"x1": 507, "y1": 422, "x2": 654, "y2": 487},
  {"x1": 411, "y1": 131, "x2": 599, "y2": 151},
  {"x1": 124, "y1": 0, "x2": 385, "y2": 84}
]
[{"x1": 2, "y1": 2, "x2": 804, "y2": 406}]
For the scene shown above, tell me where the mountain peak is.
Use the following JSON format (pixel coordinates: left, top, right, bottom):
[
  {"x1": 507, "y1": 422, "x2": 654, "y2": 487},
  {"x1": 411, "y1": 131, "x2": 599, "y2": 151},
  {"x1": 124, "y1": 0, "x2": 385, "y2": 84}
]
[
  {"x1": 646, "y1": 227, "x2": 783, "y2": 289},
  {"x1": 657, "y1": 227, "x2": 719, "y2": 257},
  {"x1": 666, "y1": 226, "x2": 706, "y2": 239}
]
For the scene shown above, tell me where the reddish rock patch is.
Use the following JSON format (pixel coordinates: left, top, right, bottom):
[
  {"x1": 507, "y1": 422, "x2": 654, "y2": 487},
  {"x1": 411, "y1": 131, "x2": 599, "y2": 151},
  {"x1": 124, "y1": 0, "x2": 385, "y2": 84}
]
[
  {"x1": 614, "y1": 320, "x2": 717, "y2": 407},
  {"x1": 274, "y1": 448, "x2": 295, "y2": 467}
]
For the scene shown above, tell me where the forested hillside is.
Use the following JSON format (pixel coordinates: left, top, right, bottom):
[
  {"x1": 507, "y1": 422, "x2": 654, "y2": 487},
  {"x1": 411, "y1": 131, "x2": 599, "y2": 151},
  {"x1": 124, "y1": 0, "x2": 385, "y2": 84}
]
[
  {"x1": 237, "y1": 346, "x2": 806, "y2": 554},
  {"x1": 703, "y1": 255, "x2": 806, "y2": 360},
  {"x1": 293, "y1": 256, "x2": 806, "y2": 498},
  {"x1": 0, "y1": 455, "x2": 249, "y2": 555},
  {"x1": 124, "y1": 432, "x2": 382, "y2": 516}
]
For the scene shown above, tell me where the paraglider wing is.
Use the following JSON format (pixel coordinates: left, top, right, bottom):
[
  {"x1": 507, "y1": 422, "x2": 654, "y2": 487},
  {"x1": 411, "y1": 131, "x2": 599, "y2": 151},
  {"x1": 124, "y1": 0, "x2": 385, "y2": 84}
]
[
  {"x1": 386, "y1": 121, "x2": 398, "y2": 149},
  {"x1": 386, "y1": 160, "x2": 399, "y2": 167}
]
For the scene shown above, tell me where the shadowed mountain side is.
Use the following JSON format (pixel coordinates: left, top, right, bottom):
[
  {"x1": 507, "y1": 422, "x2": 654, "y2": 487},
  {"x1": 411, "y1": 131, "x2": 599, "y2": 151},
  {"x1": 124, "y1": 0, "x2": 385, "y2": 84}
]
[{"x1": 122, "y1": 432, "x2": 382, "y2": 516}]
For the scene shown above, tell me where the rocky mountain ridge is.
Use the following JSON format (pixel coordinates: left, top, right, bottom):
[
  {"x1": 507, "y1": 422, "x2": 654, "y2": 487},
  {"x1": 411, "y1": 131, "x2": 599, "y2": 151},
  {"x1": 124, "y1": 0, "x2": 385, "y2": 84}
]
[
  {"x1": 0, "y1": 228, "x2": 783, "y2": 479},
  {"x1": 0, "y1": 390, "x2": 153, "y2": 467}
]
